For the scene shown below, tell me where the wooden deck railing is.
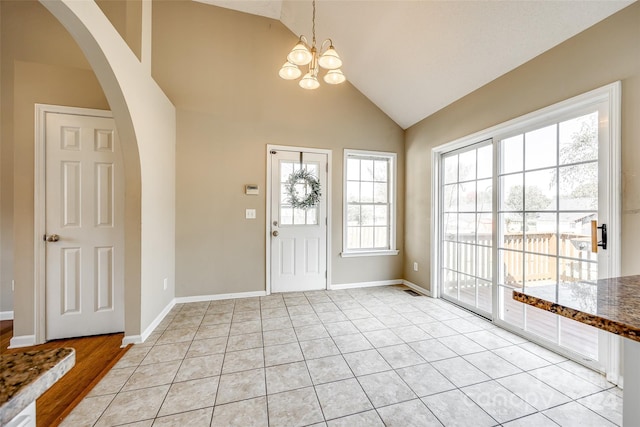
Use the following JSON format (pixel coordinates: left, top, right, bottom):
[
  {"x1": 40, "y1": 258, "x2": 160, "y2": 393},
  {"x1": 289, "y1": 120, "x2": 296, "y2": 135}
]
[{"x1": 449, "y1": 232, "x2": 593, "y2": 286}]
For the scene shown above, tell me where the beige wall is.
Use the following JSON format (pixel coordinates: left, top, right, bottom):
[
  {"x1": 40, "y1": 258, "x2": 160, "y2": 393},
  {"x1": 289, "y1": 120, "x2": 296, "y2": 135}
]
[
  {"x1": 96, "y1": 0, "x2": 142, "y2": 61},
  {"x1": 0, "y1": 0, "x2": 172, "y2": 341},
  {"x1": 0, "y1": 1, "x2": 109, "y2": 323},
  {"x1": 152, "y1": 1, "x2": 405, "y2": 297},
  {"x1": 404, "y1": 2, "x2": 640, "y2": 292}
]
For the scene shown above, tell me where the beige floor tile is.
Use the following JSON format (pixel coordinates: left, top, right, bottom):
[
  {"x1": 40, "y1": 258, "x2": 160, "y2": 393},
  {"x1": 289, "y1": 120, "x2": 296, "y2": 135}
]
[
  {"x1": 377, "y1": 343, "x2": 425, "y2": 368},
  {"x1": 299, "y1": 337, "x2": 341, "y2": 359},
  {"x1": 264, "y1": 342, "x2": 304, "y2": 366},
  {"x1": 194, "y1": 323, "x2": 230, "y2": 340},
  {"x1": 176, "y1": 353, "x2": 224, "y2": 381},
  {"x1": 265, "y1": 361, "x2": 312, "y2": 394},
  {"x1": 60, "y1": 394, "x2": 115, "y2": 427},
  {"x1": 326, "y1": 410, "x2": 384, "y2": 427},
  {"x1": 141, "y1": 342, "x2": 190, "y2": 365},
  {"x1": 357, "y1": 370, "x2": 416, "y2": 407},
  {"x1": 431, "y1": 356, "x2": 490, "y2": 388},
  {"x1": 422, "y1": 389, "x2": 497, "y2": 427},
  {"x1": 577, "y1": 390, "x2": 623, "y2": 426},
  {"x1": 211, "y1": 397, "x2": 268, "y2": 427},
  {"x1": 65, "y1": 286, "x2": 619, "y2": 427},
  {"x1": 186, "y1": 336, "x2": 228, "y2": 357},
  {"x1": 122, "y1": 361, "x2": 181, "y2": 391},
  {"x1": 294, "y1": 324, "x2": 330, "y2": 341},
  {"x1": 95, "y1": 385, "x2": 169, "y2": 427},
  {"x1": 315, "y1": 378, "x2": 373, "y2": 420},
  {"x1": 156, "y1": 327, "x2": 197, "y2": 345},
  {"x1": 263, "y1": 328, "x2": 297, "y2": 346},
  {"x1": 543, "y1": 401, "x2": 617, "y2": 427},
  {"x1": 461, "y1": 380, "x2": 537, "y2": 424},
  {"x1": 221, "y1": 347, "x2": 264, "y2": 373},
  {"x1": 153, "y1": 407, "x2": 212, "y2": 427},
  {"x1": 377, "y1": 399, "x2": 443, "y2": 427},
  {"x1": 306, "y1": 355, "x2": 354, "y2": 384},
  {"x1": 88, "y1": 366, "x2": 135, "y2": 396},
  {"x1": 226, "y1": 332, "x2": 263, "y2": 351},
  {"x1": 215, "y1": 368, "x2": 266, "y2": 404},
  {"x1": 332, "y1": 333, "x2": 373, "y2": 353},
  {"x1": 158, "y1": 376, "x2": 219, "y2": 416},
  {"x1": 343, "y1": 349, "x2": 391, "y2": 376},
  {"x1": 267, "y1": 387, "x2": 324, "y2": 427},
  {"x1": 396, "y1": 363, "x2": 455, "y2": 397}
]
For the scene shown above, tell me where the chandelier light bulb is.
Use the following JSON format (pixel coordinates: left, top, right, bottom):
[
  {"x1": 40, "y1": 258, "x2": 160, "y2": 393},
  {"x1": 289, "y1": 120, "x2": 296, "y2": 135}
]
[
  {"x1": 279, "y1": 62, "x2": 302, "y2": 80},
  {"x1": 299, "y1": 73, "x2": 320, "y2": 90},
  {"x1": 287, "y1": 42, "x2": 313, "y2": 66},
  {"x1": 318, "y1": 46, "x2": 342, "y2": 70},
  {"x1": 324, "y1": 69, "x2": 346, "y2": 85}
]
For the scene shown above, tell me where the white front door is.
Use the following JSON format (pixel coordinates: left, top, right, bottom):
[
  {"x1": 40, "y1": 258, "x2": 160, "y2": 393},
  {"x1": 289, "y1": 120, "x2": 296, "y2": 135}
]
[
  {"x1": 270, "y1": 149, "x2": 328, "y2": 292},
  {"x1": 44, "y1": 111, "x2": 124, "y2": 340}
]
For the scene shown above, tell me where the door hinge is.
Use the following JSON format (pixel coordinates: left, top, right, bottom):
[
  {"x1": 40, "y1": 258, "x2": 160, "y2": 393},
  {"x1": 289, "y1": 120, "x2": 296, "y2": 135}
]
[{"x1": 326, "y1": 163, "x2": 328, "y2": 172}]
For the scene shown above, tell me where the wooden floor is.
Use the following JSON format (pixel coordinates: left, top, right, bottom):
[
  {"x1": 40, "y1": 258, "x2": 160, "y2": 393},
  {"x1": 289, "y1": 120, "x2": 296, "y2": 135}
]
[{"x1": 1, "y1": 320, "x2": 130, "y2": 427}]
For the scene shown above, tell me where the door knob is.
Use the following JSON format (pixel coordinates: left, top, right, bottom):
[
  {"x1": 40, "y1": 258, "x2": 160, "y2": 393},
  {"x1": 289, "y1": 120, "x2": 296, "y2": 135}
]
[
  {"x1": 272, "y1": 230, "x2": 279, "y2": 237},
  {"x1": 46, "y1": 234, "x2": 60, "y2": 242}
]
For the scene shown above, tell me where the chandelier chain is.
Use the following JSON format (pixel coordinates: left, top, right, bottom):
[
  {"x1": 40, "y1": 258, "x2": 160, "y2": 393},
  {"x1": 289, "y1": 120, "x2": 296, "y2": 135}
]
[{"x1": 312, "y1": 0, "x2": 316, "y2": 46}]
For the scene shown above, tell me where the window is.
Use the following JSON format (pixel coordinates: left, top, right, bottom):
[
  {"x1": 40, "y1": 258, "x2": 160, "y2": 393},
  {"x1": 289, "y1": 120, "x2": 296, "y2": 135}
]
[{"x1": 342, "y1": 150, "x2": 398, "y2": 256}]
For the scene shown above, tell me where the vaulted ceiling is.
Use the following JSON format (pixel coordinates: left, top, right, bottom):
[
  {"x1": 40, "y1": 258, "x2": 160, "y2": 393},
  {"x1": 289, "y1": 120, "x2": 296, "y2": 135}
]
[{"x1": 196, "y1": 0, "x2": 634, "y2": 129}]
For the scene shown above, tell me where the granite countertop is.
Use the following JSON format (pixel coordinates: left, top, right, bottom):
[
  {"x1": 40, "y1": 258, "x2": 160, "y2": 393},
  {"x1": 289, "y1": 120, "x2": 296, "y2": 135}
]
[
  {"x1": 513, "y1": 275, "x2": 640, "y2": 342},
  {"x1": 0, "y1": 347, "x2": 75, "y2": 425}
]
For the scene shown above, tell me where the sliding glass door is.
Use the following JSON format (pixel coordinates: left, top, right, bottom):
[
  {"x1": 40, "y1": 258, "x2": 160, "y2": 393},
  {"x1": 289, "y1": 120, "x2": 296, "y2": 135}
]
[
  {"x1": 497, "y1": 110, "x2": 602, "y2": 360},
  {"x1": 436, "y1": 84, "x2": 619, "y2": 368},
  {"x1": 440, "y1": 141, "x2": 493, "y2": 316}
]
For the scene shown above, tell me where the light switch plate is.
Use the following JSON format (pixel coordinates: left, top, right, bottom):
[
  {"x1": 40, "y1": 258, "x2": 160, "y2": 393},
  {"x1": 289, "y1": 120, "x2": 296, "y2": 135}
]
[{"x1": 246, "y1": 209, "x2": 256, "y2": 219}]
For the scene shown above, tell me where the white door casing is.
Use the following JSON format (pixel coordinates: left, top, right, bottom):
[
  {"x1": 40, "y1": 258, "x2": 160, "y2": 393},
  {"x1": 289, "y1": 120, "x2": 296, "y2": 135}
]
[
  {"x1": 41, "y1": 108, "x2": 124, "y2": 340},
  {"x1": 268, "y1": 148, "x2": 329, "y2": 293}
]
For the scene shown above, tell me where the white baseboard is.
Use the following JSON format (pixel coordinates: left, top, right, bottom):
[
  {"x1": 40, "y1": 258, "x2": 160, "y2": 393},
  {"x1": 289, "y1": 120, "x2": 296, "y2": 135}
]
[
  {"x1": 122, "y1": 298, "x2": 176, "y2": 347},
  {"x1": 175, "y1": 290, "x2": 267, "y2": 304},
  {"x1": 0, "y1": 311, "x2": 14, "y2": 321},
  {"x1": 402, "y1": 280, "x2": 432, "y2": 297},
  {"x1": 329, "y1": 279, "x2": 403, "y2": 290},
  {"x1": 121, "y1": 335, "x2": 142, "y2": 347},
  {"x1": 9, "y1": 335, "x2": 36, "y2": 349},
  {"x1": 122, "y1": 290, "x2": 267, "y2": 347}
]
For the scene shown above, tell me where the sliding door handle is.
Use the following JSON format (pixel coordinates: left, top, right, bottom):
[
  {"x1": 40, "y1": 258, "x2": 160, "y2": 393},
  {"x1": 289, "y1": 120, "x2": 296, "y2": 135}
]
[{"x1": 591, "y1": 220, "x2": 607, "y2": 252}]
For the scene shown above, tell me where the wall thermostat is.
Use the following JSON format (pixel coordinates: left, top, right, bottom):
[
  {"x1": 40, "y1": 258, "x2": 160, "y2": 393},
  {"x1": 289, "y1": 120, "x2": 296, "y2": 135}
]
[{"x1": 245, "y1": 185, "x2": 259, "y2": 195}]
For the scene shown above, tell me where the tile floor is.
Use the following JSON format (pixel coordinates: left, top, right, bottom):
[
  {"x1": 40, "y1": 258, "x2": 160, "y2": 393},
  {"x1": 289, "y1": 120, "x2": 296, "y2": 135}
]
[{"x1": 61, "y1": 285, "x2": 623, "y2": 426}]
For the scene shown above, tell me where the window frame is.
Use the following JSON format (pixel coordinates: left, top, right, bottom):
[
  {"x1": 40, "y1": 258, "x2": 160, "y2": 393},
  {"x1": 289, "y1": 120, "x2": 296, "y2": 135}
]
[{"x1": 341, "y1": 149, "x2": 399, "y2": 257}]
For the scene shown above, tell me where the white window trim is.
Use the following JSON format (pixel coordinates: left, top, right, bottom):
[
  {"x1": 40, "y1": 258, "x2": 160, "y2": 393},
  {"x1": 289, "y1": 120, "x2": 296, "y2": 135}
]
[{"x1": 341, "y1": 149, "x2": 398, "y2": 257}]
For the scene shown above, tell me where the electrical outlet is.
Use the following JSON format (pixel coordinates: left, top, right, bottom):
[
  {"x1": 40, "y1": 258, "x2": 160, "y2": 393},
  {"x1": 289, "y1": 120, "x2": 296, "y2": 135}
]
[
  {"x1": 246, "y1": 209, "x2": 256, "y2": 219},
  {"x1": 163, "y1": 278, "x2": 168, "y2": 291},
  {"x1": 413, "y1": 262, "x2": 419, "y2": 272}
]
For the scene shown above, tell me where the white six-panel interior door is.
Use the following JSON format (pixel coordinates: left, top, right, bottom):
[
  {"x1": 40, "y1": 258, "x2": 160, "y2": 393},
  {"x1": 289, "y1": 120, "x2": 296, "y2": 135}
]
[
  {"x1": 269, "y1": 148, "x2": 328, "y2": 293},
  {"x1": 43, "y1": 108, "x2": 124, "y2": 340}
]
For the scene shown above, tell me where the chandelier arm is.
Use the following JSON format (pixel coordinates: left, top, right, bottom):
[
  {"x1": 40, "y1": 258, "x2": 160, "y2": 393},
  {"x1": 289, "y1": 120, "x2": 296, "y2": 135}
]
[{"x1": 320, "y1": 38, "x2": 333, "y2": 54}]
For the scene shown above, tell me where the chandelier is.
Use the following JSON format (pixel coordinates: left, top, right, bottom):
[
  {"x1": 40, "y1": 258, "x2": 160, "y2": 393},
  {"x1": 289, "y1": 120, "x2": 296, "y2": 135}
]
[{"x1": 278, "y1": 0, "x2": 346, "y2": 89}]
